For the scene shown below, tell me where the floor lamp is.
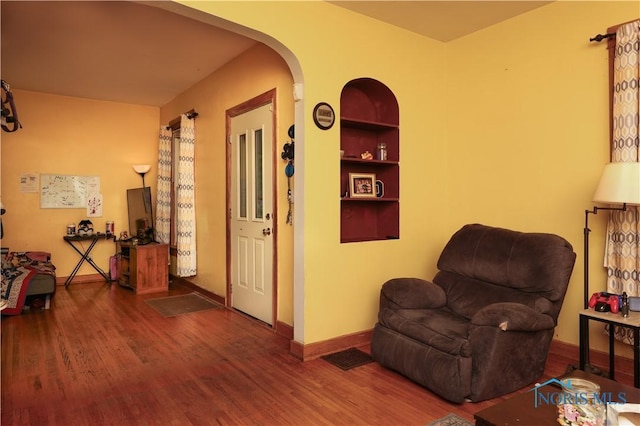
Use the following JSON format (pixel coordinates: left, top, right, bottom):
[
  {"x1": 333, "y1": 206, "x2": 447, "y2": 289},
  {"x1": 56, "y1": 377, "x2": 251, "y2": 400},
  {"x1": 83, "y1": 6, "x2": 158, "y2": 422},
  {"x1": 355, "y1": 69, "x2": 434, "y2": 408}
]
[
  {"x1": 580, "y1": 162, "x2": 640, "y2": 374},
  {"x1": 133, "y1": 164, "x2": 151, "y2": 189}
]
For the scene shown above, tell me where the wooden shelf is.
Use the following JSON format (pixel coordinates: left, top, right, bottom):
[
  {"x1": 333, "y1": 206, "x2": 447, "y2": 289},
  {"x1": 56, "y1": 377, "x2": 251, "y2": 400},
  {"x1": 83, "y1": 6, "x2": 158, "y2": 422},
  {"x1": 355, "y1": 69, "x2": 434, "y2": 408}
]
[
  {"x1": 341, "y1": 236, "x2": 400, "y2": 243},
  {"x1": 340, "y1": 117, "x2": 398, "y2": 130},
  {"x1": 340, "y1": 78, "x2": 399, "y2": 244},
  {"x1": 341, "y1": 197, "x2": 399, "y2": 202},
  {"x1": 340, "y1": 158, "x2": 398, "y2": 166}
]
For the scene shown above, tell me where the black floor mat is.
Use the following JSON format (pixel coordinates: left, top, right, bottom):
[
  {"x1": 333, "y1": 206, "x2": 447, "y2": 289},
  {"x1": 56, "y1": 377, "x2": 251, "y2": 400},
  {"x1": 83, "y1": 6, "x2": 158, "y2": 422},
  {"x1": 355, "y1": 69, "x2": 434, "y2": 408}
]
[{"x1": 321, "y1": 347, "x2": 373, "y2": 370}]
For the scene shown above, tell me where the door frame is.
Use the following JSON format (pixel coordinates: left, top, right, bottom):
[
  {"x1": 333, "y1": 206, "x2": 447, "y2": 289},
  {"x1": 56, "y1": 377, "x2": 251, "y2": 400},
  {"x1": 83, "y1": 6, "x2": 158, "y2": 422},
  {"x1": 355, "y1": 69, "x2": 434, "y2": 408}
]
[{"x1": 225, "y1": 88, "x2": 278, "y2": 327}]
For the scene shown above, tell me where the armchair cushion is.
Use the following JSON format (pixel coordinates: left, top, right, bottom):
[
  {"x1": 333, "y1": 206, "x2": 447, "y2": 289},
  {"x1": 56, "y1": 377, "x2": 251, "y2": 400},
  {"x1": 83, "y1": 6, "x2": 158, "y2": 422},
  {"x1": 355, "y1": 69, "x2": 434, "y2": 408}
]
[
  {"x1": 437, "y1": 224, "x2": 573, "y2": 297},
  {"x1": 380, "y1": 308, "x2": 471, "y2": 357},
  {"x1": 434, "y1": 223, "x2": 576, "y2": 322},
  {"x1": 435, "y1": 271, "x2": 557, "y2": 320}
]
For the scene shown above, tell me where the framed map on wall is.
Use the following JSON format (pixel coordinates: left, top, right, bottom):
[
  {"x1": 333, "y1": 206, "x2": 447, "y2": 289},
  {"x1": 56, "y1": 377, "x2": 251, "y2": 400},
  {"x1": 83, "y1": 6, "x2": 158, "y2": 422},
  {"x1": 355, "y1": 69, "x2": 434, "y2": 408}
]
[{"x1": 40, "y1": 174, "x2": 100, "y2": 209}]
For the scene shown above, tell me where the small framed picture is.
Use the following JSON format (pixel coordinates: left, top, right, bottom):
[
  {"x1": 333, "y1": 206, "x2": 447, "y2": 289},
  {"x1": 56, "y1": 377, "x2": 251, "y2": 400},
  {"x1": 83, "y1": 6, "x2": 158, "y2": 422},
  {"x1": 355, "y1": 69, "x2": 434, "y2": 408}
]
[
  {"x1": 349, "y1": 173, "x2": 377, "y2": 198},
  {"x1": 312, "y1": 102, "x2": 335, "y2": 130}
]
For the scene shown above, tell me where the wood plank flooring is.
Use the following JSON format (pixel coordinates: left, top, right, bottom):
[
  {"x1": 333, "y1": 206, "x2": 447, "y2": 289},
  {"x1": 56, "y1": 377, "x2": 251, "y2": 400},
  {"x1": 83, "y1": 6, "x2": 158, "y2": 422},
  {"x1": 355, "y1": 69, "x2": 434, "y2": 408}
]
[{"x1": 0, "y1": 280, "x2": 628, "y2": 425}]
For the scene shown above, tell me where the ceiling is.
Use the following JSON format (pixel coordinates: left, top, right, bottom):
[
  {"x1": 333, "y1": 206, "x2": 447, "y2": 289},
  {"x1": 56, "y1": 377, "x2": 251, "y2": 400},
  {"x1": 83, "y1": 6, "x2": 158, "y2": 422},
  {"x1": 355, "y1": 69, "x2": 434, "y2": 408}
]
[
  {"x1": 329, "y1": 1, "x2": 552, "y2": 42},
  {"x1": 0, "y1": 1, "x2": 258, "y2": 106},
  {"x1": 1, "y1": 1, "x2": 553, "y2": 107}
]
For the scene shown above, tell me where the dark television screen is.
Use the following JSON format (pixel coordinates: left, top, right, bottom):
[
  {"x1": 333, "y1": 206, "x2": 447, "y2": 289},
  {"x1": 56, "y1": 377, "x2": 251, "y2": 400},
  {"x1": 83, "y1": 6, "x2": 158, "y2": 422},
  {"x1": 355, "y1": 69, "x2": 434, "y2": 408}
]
[{"x1": 126, "y1": 187, "x2": 153, "y2": 239}]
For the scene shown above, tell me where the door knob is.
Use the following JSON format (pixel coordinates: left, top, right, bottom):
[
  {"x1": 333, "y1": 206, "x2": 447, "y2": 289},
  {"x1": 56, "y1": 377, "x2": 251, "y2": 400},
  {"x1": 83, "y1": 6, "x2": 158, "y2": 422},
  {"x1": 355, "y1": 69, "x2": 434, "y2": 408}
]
[{"x1": 262, "y1": 228, "x2": 271, "y2": 236}]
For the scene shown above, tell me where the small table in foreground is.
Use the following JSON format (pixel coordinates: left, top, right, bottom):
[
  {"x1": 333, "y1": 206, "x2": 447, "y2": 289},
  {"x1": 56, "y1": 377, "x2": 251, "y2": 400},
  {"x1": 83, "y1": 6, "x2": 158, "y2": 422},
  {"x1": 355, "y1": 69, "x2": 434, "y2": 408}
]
[
  {"x1": 474, "y1": 370, "x2": 640, "y2": 426},
  {"x1": 63, "y1": 233, "x2": 114, "y2": 287}
]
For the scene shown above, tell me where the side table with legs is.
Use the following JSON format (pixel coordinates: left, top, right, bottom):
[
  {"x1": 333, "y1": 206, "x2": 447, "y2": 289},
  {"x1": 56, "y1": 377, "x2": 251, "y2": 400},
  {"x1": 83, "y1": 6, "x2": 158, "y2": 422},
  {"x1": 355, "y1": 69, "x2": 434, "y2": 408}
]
[
  {"x1": 63, "y1": 233, "x2": 114, "y2": 288},
  {"x1": 579, "y1": 308, "x2": 640, "y2": 388}
]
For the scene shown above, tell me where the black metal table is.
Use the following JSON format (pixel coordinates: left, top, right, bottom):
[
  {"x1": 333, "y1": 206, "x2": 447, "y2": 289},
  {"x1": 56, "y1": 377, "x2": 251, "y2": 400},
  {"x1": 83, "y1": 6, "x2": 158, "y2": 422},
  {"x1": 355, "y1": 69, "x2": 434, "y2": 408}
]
[
  {"x1": 63, "y1": 233, "x2": 113, "y2": 287},
  {"x1": 579, "y1": 308, "x2": 640, "y2": 388}
]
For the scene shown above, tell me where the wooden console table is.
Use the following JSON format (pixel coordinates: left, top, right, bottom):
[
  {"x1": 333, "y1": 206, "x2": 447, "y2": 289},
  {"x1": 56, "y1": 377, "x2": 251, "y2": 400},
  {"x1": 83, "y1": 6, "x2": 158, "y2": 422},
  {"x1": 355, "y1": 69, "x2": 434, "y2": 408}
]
[
  {"x1": 63, "y1": 233, "x2": 114, "y2": 287},
  {"x1": 116, "y1": 240, "x2": 168, "y2": 295}
]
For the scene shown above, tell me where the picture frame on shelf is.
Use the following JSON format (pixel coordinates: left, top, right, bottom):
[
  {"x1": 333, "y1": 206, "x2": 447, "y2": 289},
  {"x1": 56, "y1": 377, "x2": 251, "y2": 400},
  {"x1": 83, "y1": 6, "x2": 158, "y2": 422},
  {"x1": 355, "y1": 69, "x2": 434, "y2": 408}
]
[
  {"x1": 375, "y1": 180, "x2": 384, "y2": 198},
  {"x1": 349, "y1": 173, "x2": 377, "y2": 198}
]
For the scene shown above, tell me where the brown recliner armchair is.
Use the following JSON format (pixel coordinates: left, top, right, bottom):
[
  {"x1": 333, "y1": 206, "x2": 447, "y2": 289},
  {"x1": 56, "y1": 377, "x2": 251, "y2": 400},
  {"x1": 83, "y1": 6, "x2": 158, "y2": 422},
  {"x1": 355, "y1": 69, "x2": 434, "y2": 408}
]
[{"x1": 371, "y1": 224, "x2": 576, "y2": 403}]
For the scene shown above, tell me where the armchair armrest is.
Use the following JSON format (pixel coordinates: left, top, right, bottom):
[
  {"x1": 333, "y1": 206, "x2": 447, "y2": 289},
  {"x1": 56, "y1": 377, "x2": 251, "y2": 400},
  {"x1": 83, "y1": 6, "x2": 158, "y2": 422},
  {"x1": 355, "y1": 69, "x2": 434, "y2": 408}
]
[
  {"x1": 471, "y1": 302, "x2": 555, "y2": 332},
  {"x1": 380, "y1": 278, "x2": 446, "y2": 310}
]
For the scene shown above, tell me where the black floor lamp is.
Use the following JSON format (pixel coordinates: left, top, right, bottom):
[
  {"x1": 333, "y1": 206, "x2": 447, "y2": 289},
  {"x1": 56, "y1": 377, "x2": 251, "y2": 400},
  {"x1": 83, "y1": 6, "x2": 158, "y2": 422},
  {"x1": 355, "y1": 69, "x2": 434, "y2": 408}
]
[{"x1": 580, "y1": 161, "x2": 640, "y2": 373}]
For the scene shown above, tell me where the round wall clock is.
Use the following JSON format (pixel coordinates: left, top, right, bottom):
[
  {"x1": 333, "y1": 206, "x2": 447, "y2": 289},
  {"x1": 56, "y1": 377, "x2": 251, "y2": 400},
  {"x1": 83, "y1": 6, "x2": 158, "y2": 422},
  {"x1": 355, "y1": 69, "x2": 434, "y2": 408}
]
[{"x1": 312, "y1": 102, "x2": 335, "y2": 130}]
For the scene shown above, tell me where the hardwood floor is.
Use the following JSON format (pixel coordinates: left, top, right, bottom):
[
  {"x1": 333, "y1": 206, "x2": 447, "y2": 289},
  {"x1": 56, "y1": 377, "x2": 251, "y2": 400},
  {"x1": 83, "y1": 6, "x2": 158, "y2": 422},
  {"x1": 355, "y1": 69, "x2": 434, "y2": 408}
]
[{"x1": 0, "y1": 280, "x2": 630, "y2": 425}]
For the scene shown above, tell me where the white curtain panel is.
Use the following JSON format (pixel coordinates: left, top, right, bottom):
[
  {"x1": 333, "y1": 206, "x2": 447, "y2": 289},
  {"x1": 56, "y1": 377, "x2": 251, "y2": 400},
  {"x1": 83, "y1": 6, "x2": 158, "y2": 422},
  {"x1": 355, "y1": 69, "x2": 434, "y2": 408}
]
[
  {"x1": 605, "y1": 20, "x2": 640, "y2": 345},
  {"x1": 156, "y1": 126, "x2": 172, "y2": 244},
  {"x1": 176, "y1": 114, "x2": 197, "y2": 277}
]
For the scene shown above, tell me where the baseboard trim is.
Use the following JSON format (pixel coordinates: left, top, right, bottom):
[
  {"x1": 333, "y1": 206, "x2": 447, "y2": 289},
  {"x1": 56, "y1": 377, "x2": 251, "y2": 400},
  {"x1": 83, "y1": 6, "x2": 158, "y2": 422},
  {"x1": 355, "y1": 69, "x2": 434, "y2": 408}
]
[
  {"x1": 171, "y1": 275, "x2": 226, "y2": 305},
  {"x1": 549, "y1": 338, "x2": 634, "y2": 376},
  {"x1": 56, "y1": 273, "x2": 104, "y2": 285},
  {"x1": 287, "y1": 331, "x2": 634, "y2": 369},
  {"x1": 550, "y1": 339, "x2": 579, "y2": 359},
  {"x1": 290, "y1": 329, "x2": 373, "y2": 361},
  {"x1": 276, "y1": 321, "x2": 294, "y2": 340}
]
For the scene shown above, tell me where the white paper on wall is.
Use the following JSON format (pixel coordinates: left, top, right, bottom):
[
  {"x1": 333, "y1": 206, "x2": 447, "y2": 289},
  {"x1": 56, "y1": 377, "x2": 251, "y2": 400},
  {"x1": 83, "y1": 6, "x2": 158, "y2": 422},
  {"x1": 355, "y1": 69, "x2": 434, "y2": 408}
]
[{"x1": 86, "y1": 193, "x2": 103, "y2": 217}]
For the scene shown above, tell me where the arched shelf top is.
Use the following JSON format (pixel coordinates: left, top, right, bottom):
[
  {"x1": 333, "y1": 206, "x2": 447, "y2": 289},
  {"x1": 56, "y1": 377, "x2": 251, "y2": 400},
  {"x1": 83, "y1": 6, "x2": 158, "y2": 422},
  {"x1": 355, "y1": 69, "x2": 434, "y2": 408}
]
[{"x1": 340, "y1": 78, "x2": 399, "y2": 126}]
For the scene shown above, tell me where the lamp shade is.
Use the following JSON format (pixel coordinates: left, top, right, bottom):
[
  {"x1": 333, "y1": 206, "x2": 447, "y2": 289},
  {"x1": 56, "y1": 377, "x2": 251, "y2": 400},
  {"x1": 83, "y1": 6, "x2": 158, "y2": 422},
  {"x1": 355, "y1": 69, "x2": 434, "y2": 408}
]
[
  {"x1": 132, "y1": 164, "x2": 151, "y2": 174},
  {"x1": 592, "y1": 162, "x2": 640, "y2": 205}
]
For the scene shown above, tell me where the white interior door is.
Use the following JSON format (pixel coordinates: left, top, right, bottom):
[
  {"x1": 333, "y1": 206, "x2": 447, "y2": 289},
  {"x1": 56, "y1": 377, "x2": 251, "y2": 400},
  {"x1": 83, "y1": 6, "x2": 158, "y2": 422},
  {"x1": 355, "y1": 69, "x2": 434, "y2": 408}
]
[{"x1": 230, "y1": 103, "x2": 274, "y2": 325}]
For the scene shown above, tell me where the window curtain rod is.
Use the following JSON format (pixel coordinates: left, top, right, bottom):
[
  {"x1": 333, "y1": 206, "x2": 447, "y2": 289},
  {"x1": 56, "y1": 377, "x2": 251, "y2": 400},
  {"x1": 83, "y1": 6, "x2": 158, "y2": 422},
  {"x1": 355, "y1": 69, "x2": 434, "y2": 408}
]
[
  {"x1": 165, "y1": 110, "x2": 198, "y2": 130},
  {"x1": 590, "y1": 32, "x2": 616, "y2": 42}
]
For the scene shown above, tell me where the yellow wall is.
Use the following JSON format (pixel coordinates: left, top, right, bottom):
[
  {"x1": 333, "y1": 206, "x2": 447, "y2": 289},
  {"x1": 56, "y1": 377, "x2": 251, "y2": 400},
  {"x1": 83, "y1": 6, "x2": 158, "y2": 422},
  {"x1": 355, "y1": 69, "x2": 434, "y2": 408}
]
[
  {"x1": 1, "y1": 91, "x2": 158, "y2": 278},
  {"x1": 159, "y1": 43, "x2": 295, "y2": 324},
  {"x1": 445, "y1": 0, "x2": 637, "y2": 357},
  {"x1": 180, "y1": 0, "x2": 448, "y2": 343},
  {"x1": 181, "y1": 0, "x2": 639, "y2": 355}
]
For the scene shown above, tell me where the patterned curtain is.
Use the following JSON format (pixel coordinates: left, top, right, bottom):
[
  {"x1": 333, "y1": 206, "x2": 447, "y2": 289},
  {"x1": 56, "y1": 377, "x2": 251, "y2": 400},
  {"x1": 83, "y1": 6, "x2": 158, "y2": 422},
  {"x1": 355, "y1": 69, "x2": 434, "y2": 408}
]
[
  {"x1": 156, "y1": 126, "x2": 172, "y2": 244},
  {"x1": 605, "y1": 20, "x2": 640, "y2": 345},
  {"x1": 176, "y1": 114, "x2": 197, "y2": 277}
]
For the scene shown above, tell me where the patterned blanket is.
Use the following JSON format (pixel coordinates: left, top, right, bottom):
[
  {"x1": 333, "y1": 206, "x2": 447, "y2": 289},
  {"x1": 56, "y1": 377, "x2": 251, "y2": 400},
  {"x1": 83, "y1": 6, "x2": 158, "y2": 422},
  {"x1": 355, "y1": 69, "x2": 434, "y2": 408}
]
[{"x1": 1, "y1": 252, "x2": 56, "y2": 315}]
